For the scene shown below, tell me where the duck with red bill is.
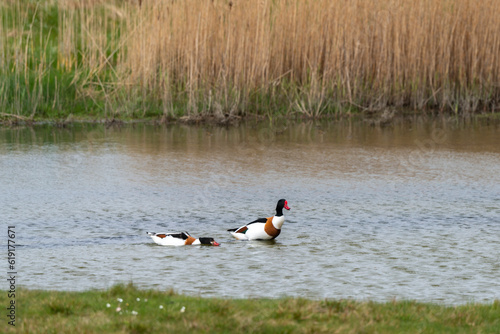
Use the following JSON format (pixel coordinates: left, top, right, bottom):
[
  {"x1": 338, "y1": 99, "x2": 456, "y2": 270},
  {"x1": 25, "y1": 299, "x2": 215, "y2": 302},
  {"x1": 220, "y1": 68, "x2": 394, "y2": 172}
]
[{"x1": 228, "y1": 199, "x2": 290, "y2": 241}]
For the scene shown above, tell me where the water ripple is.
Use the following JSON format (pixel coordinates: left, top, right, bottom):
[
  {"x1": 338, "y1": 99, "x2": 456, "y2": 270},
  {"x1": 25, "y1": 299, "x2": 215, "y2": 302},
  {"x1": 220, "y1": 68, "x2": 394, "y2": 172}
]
[{"x1": 1, "y1": 122, "x2": 499, "y2": 304}]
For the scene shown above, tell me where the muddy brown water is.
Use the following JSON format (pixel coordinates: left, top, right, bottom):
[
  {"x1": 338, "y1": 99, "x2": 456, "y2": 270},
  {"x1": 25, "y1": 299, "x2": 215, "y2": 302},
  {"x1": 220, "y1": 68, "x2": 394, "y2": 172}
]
[{"x1": 1, "y1": 117, "x2": 499, "y2": 304}]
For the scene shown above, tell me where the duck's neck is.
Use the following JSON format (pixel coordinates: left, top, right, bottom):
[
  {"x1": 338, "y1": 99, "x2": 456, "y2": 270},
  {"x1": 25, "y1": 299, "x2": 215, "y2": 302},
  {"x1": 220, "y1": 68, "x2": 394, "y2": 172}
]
[
  {"x1": 275, "y1": 207, "x2": 284, "y2": 217},
  {"x1": 272, "y1": 215, "x2": 285, "y2": 229}
]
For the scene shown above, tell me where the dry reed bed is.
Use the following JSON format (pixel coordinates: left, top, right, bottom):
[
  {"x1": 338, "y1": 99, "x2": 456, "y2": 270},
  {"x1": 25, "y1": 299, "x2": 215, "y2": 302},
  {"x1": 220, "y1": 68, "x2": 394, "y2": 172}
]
[{"x1": 3, "y1": 0, "x2": 500, "y2": 119}]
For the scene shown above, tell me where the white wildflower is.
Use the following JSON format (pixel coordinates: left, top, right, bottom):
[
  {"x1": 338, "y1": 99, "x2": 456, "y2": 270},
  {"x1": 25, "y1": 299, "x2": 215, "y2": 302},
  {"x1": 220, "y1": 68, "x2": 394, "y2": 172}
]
[
  {"x1": 131, "y1": 311, "x2": 138, "y2": 315},
  {"x1": 106, "y1": 303, "x2": 111, "y2": 308},
  {"x1": 180, "y1": 306, "x2": 186, "y2": 313}
]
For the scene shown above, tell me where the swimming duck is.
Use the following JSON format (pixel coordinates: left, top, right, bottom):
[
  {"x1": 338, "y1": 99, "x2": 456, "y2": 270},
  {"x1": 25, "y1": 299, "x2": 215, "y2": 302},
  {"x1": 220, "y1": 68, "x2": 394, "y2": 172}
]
[
  {"x1": 227, "y1": 199, "x2": 290, "y2": 240},
  {"x1": 146, "y1": 231, "x2": 220, "y2": 246}
]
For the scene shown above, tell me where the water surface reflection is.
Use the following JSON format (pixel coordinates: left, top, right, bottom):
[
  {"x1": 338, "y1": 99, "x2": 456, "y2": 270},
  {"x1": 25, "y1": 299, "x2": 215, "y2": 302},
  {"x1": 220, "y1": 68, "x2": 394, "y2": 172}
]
[{"x1": 1, "y1": 117, "x2": 499, "y2": 304}]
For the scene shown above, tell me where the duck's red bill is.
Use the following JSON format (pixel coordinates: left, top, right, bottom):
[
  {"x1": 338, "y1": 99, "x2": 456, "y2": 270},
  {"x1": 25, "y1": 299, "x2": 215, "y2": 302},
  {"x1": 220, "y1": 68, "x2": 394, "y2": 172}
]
[
  {"x1": 212, "y1": 241, "x2": 220, "y2": 246},
  {"x1": 284, "y1": 201, "x2": 290, "y2": 210}
]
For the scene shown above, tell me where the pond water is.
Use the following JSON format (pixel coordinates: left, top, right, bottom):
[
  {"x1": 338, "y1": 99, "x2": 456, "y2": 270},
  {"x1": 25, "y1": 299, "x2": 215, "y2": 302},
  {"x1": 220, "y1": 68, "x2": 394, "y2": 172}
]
[{"x1": 1, "y1": 117, "x2": 499, "y2": 304}]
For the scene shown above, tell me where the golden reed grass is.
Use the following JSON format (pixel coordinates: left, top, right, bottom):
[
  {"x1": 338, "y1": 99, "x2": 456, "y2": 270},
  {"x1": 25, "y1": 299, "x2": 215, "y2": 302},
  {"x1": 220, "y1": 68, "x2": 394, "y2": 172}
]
[
  {"x1": 122, "y1": 0, "x2": 500, "y2": 116},
  {"x1": 4, "y1": 0, "x2": 500, "y2": 118}
]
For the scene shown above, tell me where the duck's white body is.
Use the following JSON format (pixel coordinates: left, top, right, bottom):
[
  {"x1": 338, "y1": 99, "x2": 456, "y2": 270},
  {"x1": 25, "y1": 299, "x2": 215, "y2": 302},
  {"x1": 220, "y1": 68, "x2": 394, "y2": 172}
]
[
  {"x1": 228, "y1": 199, "x2": 290, "y2": 241},
  {"x1": 229, "y1": 216, "x2": 285, "y2": 240},
  {"x1": 147, "y1": 232, "x2": 219, "y2": 246}
]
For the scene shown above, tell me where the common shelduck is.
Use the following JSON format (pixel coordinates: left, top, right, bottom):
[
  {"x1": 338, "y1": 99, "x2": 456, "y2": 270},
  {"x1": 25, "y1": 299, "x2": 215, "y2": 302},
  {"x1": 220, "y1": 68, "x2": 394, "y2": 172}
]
[
  {"x1": 227, "y1": 199, "x2": 290, "y2": 240},
  {"x1": 146, "y1": 231, "x2": 220, "y2": 246}
]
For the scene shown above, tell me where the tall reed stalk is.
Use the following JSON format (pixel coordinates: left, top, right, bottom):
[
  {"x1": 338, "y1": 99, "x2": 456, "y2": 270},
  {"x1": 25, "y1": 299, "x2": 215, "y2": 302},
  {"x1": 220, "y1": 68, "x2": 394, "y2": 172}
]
[{"x1": 1, "y1": 0, "x2": 499, "y2": 120}]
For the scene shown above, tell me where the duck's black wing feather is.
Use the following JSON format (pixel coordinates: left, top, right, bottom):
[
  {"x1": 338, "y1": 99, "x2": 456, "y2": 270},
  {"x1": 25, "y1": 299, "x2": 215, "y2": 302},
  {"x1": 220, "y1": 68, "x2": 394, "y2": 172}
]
[
  {"x1": 165, "y1": 232, "x2": 190, "y2": 239},
  {"x1": 247, "y1": 218, "x2": 268, "y2": 225},
  {"x1": 227, "y1": 218, "x2": 267, "y2": 232}
]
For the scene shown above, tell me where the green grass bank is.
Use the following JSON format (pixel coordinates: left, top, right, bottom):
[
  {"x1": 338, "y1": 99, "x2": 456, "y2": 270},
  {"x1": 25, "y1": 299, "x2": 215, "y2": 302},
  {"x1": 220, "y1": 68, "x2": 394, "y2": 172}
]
[
  {"x1": 1, "y1": 0, "x2": 500, "y2": 124},
  {"x1": 2, "y1": 284, "x2": 499, "y2": 333}
]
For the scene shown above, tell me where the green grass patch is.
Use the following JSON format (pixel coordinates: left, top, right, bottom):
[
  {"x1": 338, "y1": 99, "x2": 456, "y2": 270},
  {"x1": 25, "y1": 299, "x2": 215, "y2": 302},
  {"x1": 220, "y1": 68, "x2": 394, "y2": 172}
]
[{"x1": 1, "y1": 284, "x2": 499, "y2": 333}]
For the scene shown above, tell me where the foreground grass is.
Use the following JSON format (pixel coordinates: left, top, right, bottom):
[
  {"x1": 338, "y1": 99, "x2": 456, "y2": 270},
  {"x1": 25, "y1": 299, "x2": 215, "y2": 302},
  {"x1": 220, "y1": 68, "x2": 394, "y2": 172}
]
[{"x1": 1, "y1": 284, "x2": 499, "y2": 333}]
